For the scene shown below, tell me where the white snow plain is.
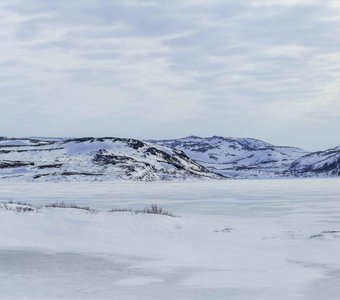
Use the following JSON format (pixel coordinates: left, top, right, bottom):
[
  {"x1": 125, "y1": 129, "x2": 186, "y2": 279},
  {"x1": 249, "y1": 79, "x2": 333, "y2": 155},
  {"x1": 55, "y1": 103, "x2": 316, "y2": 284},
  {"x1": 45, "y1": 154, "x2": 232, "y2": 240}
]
[{"x1": 0, "y1": 178, "x2": 340, "y2": 299}]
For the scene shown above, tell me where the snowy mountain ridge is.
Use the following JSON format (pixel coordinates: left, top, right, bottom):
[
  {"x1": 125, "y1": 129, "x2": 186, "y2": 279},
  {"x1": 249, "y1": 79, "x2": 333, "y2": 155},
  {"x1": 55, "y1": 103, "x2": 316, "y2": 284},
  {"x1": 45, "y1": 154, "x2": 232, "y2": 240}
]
[
  {"x1": 0, "y1": 136, "x2": 339, "y2": 180},
  {"x1": 152, "y1": 136, "x2": 340, "y2": 178}
]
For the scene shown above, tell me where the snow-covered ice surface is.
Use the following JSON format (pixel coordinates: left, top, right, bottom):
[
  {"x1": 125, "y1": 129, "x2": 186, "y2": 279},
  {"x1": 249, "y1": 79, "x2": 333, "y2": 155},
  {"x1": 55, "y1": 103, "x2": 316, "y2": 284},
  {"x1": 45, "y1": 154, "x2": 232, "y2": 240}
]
[{"x1": 0, "y1": 179, "x2": 340, "y2": 299}]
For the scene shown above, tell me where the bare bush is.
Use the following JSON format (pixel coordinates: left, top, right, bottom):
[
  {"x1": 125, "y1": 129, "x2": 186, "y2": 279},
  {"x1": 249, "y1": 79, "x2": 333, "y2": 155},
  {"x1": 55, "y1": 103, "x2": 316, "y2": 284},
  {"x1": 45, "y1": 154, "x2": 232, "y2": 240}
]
[
  {"x1": 0, "y1": 201, "x2": 36, "y2": 213},
  {"x1": 109, "y1": 208, "x2": 134, "y2": 213},
  {"x1": 110, "y1": 205, "x2": 175, "y2": 217},
  {"x1": 45, "y1": 202, "x2": 94, "y2": 212},
  {"x1": 7, "y1": 200, "x2": 32, "y2": 206},
  {"x1": 215, "y1": 227, "x2": 232, "y2": 233},
  {"x1": 309, "y1": 230, "x2": 340, "y2": 239},
  {"x1": 141, "y1": 204, "x2": 174, "y2": 217}
]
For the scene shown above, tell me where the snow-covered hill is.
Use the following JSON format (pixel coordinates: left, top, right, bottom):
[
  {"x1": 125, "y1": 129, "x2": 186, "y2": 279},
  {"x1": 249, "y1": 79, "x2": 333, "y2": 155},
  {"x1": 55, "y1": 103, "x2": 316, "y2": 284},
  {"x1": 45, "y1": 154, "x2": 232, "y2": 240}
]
[
  {"x1": 1, "y1": 136, "x2": 339, "y2": 180},
  {"x1": 0, "y1": 137, "x2": 224, "y2": 181},
  {"x1": 290, "y1": 146, "x2": 340, "y2": 177},
  {"x1": 153, "y1": 136, "x2": 309, "y2": 178}
]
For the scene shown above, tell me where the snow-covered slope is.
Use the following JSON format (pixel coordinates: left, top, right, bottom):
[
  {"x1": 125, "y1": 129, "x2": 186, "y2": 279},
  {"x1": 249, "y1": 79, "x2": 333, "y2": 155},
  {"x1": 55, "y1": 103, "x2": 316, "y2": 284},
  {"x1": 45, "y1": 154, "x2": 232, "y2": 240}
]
[
  {"x1": 153, "y1": 136, "x2": 308, "y2": 178},
  {"x1": 0, "y1": 137, "x2": 223, "y2": 181},
  {"x1": 290, "y1": 146, "x2": 340, "y2": 177},
  {"x1": 1, "y1": 136, "x2": 339, "y2": 180},
  {"x1": 1, "y1": 180, "x2": 340, "y2": 299}
]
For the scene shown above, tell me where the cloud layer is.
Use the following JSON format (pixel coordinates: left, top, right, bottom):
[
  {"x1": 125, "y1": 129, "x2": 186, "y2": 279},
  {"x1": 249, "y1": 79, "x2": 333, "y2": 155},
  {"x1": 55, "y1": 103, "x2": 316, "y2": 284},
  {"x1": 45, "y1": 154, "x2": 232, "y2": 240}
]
[{"x1": 0, "y1": 0, "x2": 339, "y2": 150}]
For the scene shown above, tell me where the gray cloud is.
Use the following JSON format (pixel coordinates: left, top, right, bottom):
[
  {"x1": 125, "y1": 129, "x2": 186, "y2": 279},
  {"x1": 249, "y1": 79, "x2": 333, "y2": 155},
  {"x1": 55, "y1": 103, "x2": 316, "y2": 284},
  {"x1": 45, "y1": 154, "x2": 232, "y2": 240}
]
[{"x1": 0, "y1": 0, "x2": 339, "y2": 150}]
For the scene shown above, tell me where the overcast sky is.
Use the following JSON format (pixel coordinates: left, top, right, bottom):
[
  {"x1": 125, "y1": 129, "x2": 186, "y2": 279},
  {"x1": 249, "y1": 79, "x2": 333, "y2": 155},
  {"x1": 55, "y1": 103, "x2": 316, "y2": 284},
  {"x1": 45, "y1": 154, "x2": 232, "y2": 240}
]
[{"x1": 0, "y1": 0, "x2": 339, "y2": 150}]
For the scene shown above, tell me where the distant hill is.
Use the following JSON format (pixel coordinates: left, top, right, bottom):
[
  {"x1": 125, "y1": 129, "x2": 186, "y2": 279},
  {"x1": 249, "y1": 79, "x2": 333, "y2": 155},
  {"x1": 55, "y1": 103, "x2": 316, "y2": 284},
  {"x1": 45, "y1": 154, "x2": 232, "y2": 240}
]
[
  {"x1": 152, "y1": 136, "x2": 308, "y2": 178},
  {"x1": 0, "y1": 137, "x2": 224, "y2": 181},
  {"x1": 0, "y1": 136, "x2": 339, "y2": 181}
]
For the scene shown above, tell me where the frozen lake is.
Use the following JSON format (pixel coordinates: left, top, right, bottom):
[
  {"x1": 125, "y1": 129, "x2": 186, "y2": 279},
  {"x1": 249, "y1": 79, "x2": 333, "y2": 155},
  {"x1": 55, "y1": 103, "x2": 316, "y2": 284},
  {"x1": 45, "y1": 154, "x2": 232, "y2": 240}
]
[
  {"x1": 1, "y1": 178, "x2": 340, "y2": 215},
  {"x1": 0, "y1": 179, "x2": 340, "y2": 299}
]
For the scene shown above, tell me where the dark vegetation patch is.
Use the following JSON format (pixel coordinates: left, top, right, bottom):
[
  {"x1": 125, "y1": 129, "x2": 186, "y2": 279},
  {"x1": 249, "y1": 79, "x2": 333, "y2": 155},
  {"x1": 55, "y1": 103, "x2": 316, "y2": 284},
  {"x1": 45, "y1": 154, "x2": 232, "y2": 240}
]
[
  {"x1": 11, "y1": 148, "x2": 63, "y2": 153},
  {"x1": 61, "y1": 171, "x2": 104, "y2": 176},
  {"x1": 33, "y1": 173, "x2": 54, "y2": 179},
  {"x1": 37, "y1": 163, "x2": 63, "y2": 169},
  {"x1": 33, "y1": 171, "x2": 104, "y2": 179},
  {"x1": 93, "y1": 152, "x2": 139, "y2": 165},
  {"x1": 0, "y1": 150, "x2": 11, "y2": 154},
  {"x1": 0, "y1": 161, "x2": 34, "y2": 169}
]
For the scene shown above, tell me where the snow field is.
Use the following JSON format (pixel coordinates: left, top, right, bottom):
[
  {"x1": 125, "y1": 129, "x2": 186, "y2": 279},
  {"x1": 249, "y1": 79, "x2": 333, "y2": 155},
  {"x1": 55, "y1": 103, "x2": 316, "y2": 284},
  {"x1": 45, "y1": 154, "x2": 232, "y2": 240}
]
[{"x1": 0, "y1": 179, "x2": 340, "y2": 299}]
